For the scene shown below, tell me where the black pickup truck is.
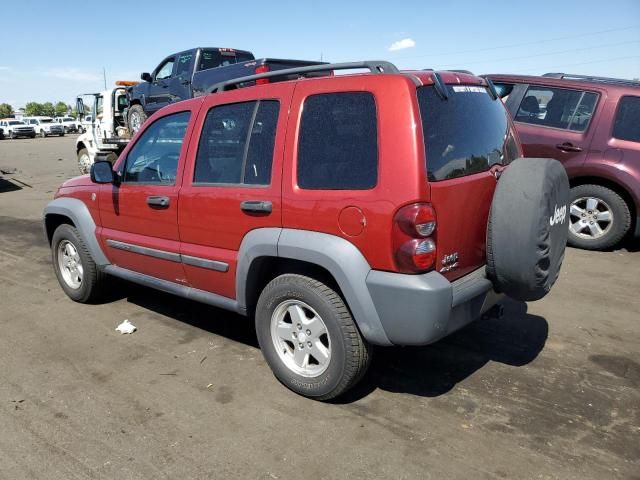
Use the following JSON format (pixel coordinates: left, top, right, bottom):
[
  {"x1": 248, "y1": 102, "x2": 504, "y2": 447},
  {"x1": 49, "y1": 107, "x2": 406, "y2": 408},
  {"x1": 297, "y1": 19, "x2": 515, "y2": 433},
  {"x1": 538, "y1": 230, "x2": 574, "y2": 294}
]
[{"x1": 127, "y1": 47, "x2": 327, "y2": 133}]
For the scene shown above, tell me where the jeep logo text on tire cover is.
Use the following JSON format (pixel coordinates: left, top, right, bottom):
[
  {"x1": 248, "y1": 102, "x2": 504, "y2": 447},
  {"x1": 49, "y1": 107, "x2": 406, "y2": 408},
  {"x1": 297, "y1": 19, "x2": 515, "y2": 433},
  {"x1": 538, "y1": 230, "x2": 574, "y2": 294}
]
[{"x1": 549, "y1": 204, "x2": 567, "y2": 226}]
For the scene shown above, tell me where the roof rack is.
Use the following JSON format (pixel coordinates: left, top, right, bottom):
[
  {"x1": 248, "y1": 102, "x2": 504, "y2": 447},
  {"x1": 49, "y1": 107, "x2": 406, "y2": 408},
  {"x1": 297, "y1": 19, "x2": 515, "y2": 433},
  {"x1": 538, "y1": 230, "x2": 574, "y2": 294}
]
[
  {"x1": 207, "y1": 60, "x2": 400, "y2": 94},
  {"x1": 542, "y1": 72, "x2": 640, "y2": 87}
]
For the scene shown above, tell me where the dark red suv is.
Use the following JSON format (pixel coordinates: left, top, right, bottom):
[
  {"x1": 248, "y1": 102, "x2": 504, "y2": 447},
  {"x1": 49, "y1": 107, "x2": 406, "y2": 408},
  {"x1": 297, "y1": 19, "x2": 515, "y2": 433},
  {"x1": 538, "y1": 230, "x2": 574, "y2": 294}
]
[
  {"x1": 486, "y1": 73, "x2": 640, "y2": 250},
  {"x1": 44, "y1": 62, "x2": 569, "y2": 400}
]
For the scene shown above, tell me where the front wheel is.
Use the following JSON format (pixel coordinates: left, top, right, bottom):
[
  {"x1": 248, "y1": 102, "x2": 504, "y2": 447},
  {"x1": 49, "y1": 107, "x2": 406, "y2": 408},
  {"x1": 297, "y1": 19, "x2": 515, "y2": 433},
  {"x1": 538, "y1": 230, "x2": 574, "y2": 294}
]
[
  {"x1": 127, "y1": 104, "x2": 147, "y2": 134},
  {"x1": 255, "y1": 274, "x2": 371, "y2": 401},
  {"x1": 40, "y1": 130, "x2": 46, "y2": 138},
  {"x1": 568, "y1": 184, "x2": 631, "y2": 250},
  {"x1": 51, "y1": 224, "x2": 105, "y2": 303},
  {"x1": 77, "y1": 148, "x2": 92, "y2": 174}
]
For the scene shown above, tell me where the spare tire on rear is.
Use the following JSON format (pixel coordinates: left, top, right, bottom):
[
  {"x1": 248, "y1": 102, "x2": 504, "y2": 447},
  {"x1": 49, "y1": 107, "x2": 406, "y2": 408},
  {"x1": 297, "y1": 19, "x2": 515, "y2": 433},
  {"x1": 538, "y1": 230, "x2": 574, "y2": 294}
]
[{"x1": 487, "y1": 158, "x2": 570, "y2": 301}]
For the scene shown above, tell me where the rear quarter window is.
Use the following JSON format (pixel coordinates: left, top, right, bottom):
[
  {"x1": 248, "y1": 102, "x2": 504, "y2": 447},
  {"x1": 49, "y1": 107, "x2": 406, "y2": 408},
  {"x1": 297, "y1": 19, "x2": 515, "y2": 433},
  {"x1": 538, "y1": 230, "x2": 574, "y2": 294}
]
[
  {"x1": 418, "y1": 85, "x2": 516, "y2": 181},
  {"x1": 613, "y1": 95, "x2": 640, "y2": 142},
  {"x1": 297, "y1": 92, "x2": 378, "y2": 190}
]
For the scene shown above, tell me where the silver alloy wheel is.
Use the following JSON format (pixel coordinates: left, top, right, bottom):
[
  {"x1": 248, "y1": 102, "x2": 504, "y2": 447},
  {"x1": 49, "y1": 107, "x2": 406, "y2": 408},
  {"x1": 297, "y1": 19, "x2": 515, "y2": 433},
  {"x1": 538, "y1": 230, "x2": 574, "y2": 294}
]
[
  {"x1": 78, "y1": 152, "x2": 92, "y2": 174},
  {"x1": 569, "y1": 196, "x2": 613, "y2": 240},
  {"x1": 130, "y1": 111, "x2": 142, "y2": 133},
  {"x1": 57, "y1": 240, "x2": 83, "y2": 289},
  {"x1": 270, "y1": 299, "x2": 331, "y2": 378}
]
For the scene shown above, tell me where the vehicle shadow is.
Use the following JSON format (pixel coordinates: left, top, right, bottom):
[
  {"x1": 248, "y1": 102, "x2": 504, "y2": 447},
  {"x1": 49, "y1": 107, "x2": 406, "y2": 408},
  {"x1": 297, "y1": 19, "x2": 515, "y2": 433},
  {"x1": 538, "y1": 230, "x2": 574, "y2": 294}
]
[
  {"x1": 336, "y1": 298, "x2": 548, "y2": 402},
  {"x1": 0, "y1": 177, "x2": 22, "y2": 193},
  {"x1": 113, "y1": 285, "x2": 547, "y2": 401}
]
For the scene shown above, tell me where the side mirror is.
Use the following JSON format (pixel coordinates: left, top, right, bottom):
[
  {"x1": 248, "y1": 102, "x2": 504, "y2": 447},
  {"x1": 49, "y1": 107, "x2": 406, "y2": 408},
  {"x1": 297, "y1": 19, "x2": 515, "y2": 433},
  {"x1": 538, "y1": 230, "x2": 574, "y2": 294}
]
[
  {"x1": 90, "y1": 161, "x2": 115, "y2": 184},
  {"x1": 141, "y1": 72, "x2": 152, "y2": 82}
]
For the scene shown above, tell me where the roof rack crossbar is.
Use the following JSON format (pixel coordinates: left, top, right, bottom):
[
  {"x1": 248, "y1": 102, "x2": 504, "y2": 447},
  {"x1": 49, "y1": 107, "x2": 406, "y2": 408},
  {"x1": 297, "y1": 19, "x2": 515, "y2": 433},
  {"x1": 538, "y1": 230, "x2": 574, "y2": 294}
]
[
  {"x1": 207, "y1": 60, "x2": 400, "y2": 94},
  {"x1": 542, "y1": 72, "x2": 640, "y2": 87}
]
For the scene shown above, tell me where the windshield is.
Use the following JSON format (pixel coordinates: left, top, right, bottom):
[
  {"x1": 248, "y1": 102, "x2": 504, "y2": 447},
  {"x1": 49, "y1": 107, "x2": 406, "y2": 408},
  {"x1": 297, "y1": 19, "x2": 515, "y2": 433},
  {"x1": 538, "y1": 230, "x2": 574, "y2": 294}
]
[
  {"x1": 197, "y1": 49, "x2": 254, "y2": 71},
  {"x1": 40, "y1": 119, "x2": 53, "y2": 124},
  {"x1": 417, "y1": 85, "x2": 519, "y2": 181},
  {"x1": 9, "y1": 121, "x2": 23, "y2": 125}
]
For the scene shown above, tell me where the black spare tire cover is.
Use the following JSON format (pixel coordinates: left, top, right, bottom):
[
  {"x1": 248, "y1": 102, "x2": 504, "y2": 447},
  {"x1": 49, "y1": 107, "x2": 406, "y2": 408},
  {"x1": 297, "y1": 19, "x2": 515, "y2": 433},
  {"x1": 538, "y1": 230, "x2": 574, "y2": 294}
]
[{"x1": 487, "y1": 158, "x2": 570, "y2": 301}]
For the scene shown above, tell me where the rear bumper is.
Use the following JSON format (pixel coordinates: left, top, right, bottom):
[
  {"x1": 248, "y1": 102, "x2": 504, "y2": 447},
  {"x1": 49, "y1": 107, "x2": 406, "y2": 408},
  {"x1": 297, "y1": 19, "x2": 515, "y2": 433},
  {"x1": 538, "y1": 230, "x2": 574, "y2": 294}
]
[{"x1": 365, "y1": 267, "x2": 502, "y2": 346}]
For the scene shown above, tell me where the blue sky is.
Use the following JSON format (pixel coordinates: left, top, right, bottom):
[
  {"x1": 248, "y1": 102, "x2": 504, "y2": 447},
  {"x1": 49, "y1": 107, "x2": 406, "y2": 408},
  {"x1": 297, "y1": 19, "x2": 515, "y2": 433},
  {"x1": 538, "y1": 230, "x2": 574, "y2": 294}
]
[{"x1": 0, "y1": 0, "x2": 638, "y2": 108}]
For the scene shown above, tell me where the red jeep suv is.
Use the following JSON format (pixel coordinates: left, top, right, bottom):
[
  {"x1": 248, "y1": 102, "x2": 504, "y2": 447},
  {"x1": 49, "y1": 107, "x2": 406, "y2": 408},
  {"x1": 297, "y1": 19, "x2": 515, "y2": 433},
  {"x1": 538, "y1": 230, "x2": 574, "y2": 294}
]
[
  {"x1": 486, "y1": 73, "x2": 640, "y2": 250},
  {"x1": 44, "y1": 61, "x2": 569, "y2": 400}
]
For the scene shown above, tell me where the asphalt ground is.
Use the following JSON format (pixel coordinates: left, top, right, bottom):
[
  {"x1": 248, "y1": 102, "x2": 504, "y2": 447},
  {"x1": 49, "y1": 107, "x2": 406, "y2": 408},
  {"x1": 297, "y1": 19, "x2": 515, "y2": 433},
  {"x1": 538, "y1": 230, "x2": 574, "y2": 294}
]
[{"x1": 0, "y1": 135, "x2": 638, "y2": 479}]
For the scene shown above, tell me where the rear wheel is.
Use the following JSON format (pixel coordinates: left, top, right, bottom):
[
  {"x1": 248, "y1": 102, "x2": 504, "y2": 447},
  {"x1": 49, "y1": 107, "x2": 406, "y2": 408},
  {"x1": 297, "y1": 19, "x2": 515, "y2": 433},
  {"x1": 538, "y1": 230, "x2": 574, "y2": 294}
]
[
  {"x1": 255, "y1": 274, "x2": 371, "y2": 401},
  {"x1": 127, "y1": 104, "x2": 147, "y2": 134},
  {"x1": 568, "y1": 184, "x2": 631, "y2": 250}
]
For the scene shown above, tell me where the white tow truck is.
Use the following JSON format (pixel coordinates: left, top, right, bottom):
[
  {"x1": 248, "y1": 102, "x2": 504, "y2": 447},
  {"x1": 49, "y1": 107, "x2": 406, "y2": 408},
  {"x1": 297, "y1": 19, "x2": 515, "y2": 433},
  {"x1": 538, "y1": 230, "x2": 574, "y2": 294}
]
[{"x1": 75, "y1": 82, "x2": 136, "y2": 173}]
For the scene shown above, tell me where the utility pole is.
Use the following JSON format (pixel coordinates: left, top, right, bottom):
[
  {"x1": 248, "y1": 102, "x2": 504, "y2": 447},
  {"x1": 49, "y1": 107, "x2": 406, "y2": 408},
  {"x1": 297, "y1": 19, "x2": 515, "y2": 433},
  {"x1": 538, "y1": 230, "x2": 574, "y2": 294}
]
[{"x1": 103, "y1": 68, "x2": 107, "y2": 90}]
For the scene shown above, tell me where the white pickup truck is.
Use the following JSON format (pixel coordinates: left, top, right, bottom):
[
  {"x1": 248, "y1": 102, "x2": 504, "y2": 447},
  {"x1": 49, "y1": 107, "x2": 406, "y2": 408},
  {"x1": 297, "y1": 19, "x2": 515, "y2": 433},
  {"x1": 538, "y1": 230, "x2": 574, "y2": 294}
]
[
  {"x1": 23, "y1": 117, "x2": 65, "y2": 137},
  {"x1": 0, "y1": 119, "x2": 36, "y2": 138},
  {"x1": 53, "y1": 116, "x2": 79, "y2": 133}
]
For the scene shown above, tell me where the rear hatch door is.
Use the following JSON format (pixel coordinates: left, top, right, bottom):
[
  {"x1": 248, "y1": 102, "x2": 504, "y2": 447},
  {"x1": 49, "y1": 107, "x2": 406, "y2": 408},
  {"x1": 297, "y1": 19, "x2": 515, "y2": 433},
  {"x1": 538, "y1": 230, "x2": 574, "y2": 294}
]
[{"x1": 417, "y1": 81, "x2": 520, "y2": 281}]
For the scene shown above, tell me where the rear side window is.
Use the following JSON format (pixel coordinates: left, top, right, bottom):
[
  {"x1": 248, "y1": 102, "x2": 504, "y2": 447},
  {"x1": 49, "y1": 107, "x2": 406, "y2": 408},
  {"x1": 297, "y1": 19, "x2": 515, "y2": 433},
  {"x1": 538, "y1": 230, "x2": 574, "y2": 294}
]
[
  {"x1": 198, "y1": 50, "x2": 254, "y2": 71},
  {"x1": 418, "y1": 85, "x2": 516, "y2": 182},
  {"x1": 297, "y1": 92, "x2": 377, "y2": 190},
  {"x1": 194, "y1": 100, "x2": 279, "y2": 185},
  {"x1": 515, "y1": 86, "x2": 597, "y2": 132},
  {"x1": 613, "y1": 96, "x2": 640, "y2": 142}
]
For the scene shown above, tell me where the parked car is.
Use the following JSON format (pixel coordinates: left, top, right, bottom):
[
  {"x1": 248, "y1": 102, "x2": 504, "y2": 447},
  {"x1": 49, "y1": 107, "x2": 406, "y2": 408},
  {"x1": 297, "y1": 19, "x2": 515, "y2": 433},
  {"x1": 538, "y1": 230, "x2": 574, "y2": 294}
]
[
  {"x1": 75, "y1": 85, "x2": 131, "y2": 173},
  {"x1": 0, "y1": 119, "x2": 36, "y2": 138},
  {"x1": 44, "y1": 62, "x2": 569, "y2": 400},
  {"x1": 23, "y1": 116, "x2": 65, "y2": 137},
  {"x1": 127, "y1": 47, "x2": 328, "y2": 133},
  {"x1": 486, "y1": 73, "x2": 640, "y2": 250},
  {"x1": 54, "y1": 116, "x2": 79, "y2": 133},
  {"x1": 78, "y1": 115, "x2": 93, "y2": 134}
]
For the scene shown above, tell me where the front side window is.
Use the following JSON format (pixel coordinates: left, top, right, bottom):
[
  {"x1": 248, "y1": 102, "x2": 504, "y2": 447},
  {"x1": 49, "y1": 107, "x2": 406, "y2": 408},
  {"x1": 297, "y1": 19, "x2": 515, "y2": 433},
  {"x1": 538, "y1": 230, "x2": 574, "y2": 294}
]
[
  {"x1": 155, "y1": 59, "x2": 175, "y2": 80},
  {"x1": 613, "y1": 96, "x2": 640, "y2": 143},
  {"x1": 418, "y1": 85, "x2": 517, "y2": 182},
  {"x1": 298, "y1": 92, "x2": 378, "y2": 190},
  {"x1": 194, "y1": 100, "x2": 279, "y2": 185},
  {"x1": 515, "y1": 86, "x2": 597, "y2": 132},
  {"x1": 123, "y1": 111, "x2": 190, "y2": 184},
  {"x1": 176, "y1": 53, "x2": 194, "y2": 76}
]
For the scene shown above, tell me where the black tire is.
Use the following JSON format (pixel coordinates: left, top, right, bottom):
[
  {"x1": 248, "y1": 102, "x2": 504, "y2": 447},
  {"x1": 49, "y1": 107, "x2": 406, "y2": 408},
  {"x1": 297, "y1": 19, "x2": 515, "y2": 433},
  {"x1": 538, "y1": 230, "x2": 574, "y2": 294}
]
[
  {"x1": 51, "y1": 224, "x2": 105, "y2": 303},
  {"x1": 40, "y1": 130, "x2": 46, "y2": 138},
  {"x1": 255, "y1": 274, "x2": 371, "y2": 401},
  {"x1": 59, "y1": 133, "x2": 65, "y2": 137},
  {"x1": 10, "y1": 131, "x2": 15, "y2": 139},
  {"x1": 567, "y1": 184, "x2": 631, "y2": 250},
  {"x1": 127, "y1": 104, "x2": 147, "y2": 134},
  {"x1": 30, "y1": 133, "x2": 36, "y2": 138},
  {"x1": 487, "y1": 158, "x2": 570, "y2": 301}
]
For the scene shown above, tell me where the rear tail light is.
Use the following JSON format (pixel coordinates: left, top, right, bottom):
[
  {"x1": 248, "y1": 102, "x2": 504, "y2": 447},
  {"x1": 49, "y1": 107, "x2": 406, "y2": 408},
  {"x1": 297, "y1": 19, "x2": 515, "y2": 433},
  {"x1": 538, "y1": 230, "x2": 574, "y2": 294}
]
[
  {"x1": 393, "y1": 203, "x2": 437, "y2": 273},
  {"x1": 255, "y1": 64, "x2": 270, "y2": 85}
]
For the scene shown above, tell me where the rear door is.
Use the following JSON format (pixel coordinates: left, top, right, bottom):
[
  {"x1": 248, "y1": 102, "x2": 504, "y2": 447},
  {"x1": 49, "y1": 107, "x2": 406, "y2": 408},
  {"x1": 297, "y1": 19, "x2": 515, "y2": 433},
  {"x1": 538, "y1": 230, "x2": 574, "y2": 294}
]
[
  {"x1": 177, "y1": 83, "x2": 293, "y2": 299},
  {"x1": 508, "y1": 83, "x2": 601, "y2": 176},
  {"x1": 417, "y1": 83, "x2": 521, "y2": 280}
]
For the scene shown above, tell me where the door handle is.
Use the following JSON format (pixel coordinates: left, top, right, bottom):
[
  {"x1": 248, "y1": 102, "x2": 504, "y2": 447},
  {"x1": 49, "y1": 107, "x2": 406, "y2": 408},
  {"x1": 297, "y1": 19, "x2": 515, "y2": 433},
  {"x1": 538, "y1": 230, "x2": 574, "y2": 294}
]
[
  {"x1": 240, "y1": 200, "x2": 272, "y2": 214},
  {"x1": 146, "y1": 196, "x2": 170, "y2": 207},
  {"x1": 556, "y1": 142, "x2": 582, "y2": 153}
]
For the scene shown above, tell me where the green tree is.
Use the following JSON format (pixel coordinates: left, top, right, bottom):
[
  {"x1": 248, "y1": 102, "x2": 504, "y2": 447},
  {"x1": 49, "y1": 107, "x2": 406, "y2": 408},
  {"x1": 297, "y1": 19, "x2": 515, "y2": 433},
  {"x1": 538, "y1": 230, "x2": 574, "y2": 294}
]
[
  {"x1": 41, "y1": 102, "x2": 55, "y2": 117},
  {"x1": 55, "y1": 101, "x2": 69, "y2": 117},
  {"x1": 25, "y1": 102, "x2": 44, "y2": 116},
  {"x1": 0, "y1": 103, "x2": 13, "y2": 118}
]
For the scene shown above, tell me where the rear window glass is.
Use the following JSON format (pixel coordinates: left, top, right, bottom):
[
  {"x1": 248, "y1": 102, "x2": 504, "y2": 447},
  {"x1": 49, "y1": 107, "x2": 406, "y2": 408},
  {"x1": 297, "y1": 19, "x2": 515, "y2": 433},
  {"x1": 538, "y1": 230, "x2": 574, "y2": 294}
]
[
  {"x1": 198, "y1": 50, "x2": 254, "y2": 71},
  {"x1": 613, "y1": 96, "x2": 640, "y2": 143},
  {"x1": 418, "y1": 85, "x2": 516, "y2": 181},
  {"x1": 297, "y1": 92, "x2": 377, "y2": 190}
]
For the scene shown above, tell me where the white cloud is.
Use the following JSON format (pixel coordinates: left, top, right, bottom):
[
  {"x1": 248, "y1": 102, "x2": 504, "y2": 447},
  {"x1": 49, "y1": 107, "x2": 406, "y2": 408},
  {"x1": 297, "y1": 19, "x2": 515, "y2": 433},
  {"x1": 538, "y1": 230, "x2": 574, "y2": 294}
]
[
  {"x1": 44, "y1": 68, "x2": 101, "y2": 82},
  {"x1": 388, "y1": 38, "x2": 416, "y2": 52},
  {"x1": 0, "y1": 66, "x2": 11, "y2": 71}
]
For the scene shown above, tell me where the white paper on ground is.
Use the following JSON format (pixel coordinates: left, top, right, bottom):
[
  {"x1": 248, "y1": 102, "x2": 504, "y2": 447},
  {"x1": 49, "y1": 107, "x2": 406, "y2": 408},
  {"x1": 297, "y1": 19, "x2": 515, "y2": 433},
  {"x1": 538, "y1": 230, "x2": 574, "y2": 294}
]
[{"x1": 115, "y1": 319, "x2": 137, "y2": 334}]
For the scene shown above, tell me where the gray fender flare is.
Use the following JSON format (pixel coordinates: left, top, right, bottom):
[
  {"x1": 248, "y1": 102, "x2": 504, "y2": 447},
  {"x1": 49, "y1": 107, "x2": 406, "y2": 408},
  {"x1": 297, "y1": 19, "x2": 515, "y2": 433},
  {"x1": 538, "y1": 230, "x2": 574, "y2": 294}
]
[
  {"x1": 43, "y1": 197, "x2": 110, "y2": 267},
  {"x1": 236, "y1": 228, "x2": 392, "y2": 346}
]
